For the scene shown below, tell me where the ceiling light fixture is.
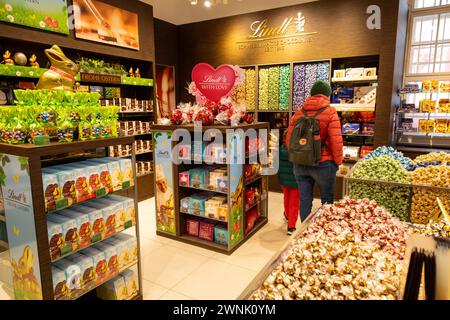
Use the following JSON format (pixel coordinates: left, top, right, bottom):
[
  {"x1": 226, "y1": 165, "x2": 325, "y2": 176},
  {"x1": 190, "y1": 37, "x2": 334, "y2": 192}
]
[
  {"x1": 204, "y1": 0, "x2": 212, "y2": 8},
  {"x1": 190, "y1": 0, "x2": 198, "y2": 5}
]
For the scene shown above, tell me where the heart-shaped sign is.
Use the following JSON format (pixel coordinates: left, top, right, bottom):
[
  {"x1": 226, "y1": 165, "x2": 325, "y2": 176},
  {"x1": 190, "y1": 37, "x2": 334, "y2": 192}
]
[{"x1": 192, "y1": 63, "x2": 237, "y2": 103}]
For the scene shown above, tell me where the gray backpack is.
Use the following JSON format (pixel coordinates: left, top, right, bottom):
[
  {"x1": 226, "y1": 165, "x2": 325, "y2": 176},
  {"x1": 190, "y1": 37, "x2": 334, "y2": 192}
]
[{"x1": 288, "y1": 107, "x2": 329, "y2": 166}]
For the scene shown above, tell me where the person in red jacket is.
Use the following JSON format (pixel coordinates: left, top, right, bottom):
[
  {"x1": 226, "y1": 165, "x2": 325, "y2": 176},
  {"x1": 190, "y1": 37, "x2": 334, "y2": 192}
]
[{"x1": 286, "y1": 81, "x2": 343, "y2": 222}]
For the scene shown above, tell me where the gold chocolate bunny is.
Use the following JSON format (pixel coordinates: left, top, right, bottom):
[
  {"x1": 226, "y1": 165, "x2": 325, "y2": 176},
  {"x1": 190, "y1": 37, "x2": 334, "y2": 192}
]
[
  {"x1": 36, "y1": 45, "x2": 79, "y2": 91},
  {"x1": 29, "y1": 54, "x2": 40, "y2": 68},
  {"x1": 1, "y1": 50, "x2": 14, "y2": 65}
]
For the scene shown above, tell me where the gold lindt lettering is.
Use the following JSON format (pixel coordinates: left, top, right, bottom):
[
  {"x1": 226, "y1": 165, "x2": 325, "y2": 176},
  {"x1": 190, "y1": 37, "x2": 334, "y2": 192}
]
[{"x1": 249, "y1": 17, "x2": 293, "y2": 39}]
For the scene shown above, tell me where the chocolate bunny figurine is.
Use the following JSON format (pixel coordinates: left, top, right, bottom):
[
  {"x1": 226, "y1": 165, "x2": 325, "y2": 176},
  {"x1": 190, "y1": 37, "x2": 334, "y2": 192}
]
[{"x1": 36, "y1": 45, "x2": 79, "y2": 91}]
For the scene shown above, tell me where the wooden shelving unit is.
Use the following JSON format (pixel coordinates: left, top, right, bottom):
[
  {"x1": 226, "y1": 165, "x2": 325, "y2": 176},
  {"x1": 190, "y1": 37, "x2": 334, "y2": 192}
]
[
  {"x1": 0, "y1": 137, "x2": 143, "y2": 300},
  {"x1": 152, "y1": 123, "x2": 269, "y2": 255}
]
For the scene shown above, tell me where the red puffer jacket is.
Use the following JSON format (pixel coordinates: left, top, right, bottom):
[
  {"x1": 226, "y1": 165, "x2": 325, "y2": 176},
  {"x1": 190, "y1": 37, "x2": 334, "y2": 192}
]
[{"x1": 286, "y1": 94, "x2": 343, "y2": 165}]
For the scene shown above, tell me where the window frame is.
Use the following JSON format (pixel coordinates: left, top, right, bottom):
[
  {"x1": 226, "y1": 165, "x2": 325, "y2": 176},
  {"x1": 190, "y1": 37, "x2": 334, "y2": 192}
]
[{"x1": 404, "y1": 0, "x2": 450, "y2": 81}]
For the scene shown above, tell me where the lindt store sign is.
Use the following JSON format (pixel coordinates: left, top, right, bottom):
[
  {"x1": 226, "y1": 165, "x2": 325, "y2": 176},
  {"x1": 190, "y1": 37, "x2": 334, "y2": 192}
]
[{"x1": 237, "y1": 12, "x2": 317, "y2": 52}]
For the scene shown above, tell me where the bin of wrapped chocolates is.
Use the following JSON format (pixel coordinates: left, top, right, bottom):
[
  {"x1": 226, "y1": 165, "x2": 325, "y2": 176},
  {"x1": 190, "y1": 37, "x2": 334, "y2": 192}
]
[
  {"x1": 248, "y1": 198, "x2": 411, "y2": 300},
  {"x1": 101, "y1": 98, "x2": 153, "y2": 113},
  {"x1": 346, "y1": 147, "x2": 450, "y2": 224}
]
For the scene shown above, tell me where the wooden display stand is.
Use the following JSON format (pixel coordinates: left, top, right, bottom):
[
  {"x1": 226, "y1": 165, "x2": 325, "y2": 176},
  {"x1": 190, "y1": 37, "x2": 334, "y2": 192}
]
[
  {"x1": 0, "y1": 137, "x2": 143, "y2": 300},
  {"x1": 152, "y1": 123, "x2": 270, "y2": 255}
]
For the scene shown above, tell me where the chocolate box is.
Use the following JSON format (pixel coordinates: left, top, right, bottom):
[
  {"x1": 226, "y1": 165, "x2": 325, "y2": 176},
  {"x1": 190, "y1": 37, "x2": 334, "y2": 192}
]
[
  {"x1": 83, "y1": 160, "x2": 113, "y2": 194},
  {"x1": 72, "y1": 162, "x2": 106, "y2": 197},
  {"x1": 214, "y1": 226, "x2": 228, "y2": 246},
  {"x1": 44, "y1": 168, "x2": 77, "y2": 207},
  {"x1": 205, "y1": 196, "x2": 226, "y2": 220},
  {"x1": 47, "y1": 220, "x2": 64, "y2": 261},
  {"x1": 112, "y1": 234, "x2": 138, "y2": 262},
  {"x1": 104, "y1": 237, "x2": 130, "y2": 268},
  {"x1": 189, "y1": 168, "x2": 210, "y2": 189},
  {"x1": 121, "y1": 269, "x2": 139, "y2": 299},
  {"x1": 79, "y1": 201, "x2": 116, "y2": 238},
  {"x1": 54, "y1": 259, "x2": 82, "y2": 293},
  {"x1": 52, "y1": 266, "x2": 69, "y2": 300},
  {"x1": 217, "y1": 204, "x2": 228, "y2": 222},
  {"x1": 88, "y1": 158, "x2": 123, "y2": 191},
  {"x1": 80, "y1": 247, "x2": 108, "y2": 283},
  {"x1": 96, "y1": 275, "x2": 128, "y2": 300},
  {"x1": 42, "y1": 172, "x2": 63, "y2": 212},
  {"x1": 47, "y1": 214, "x2": 79, "y2": 254},
  {"x1": 217, "y1": 177, "x2": 228, "y2": 193},
  {"x1": 119, "y1": 158, "x2": 134, "y2": 188},
  {"x1": 107, "y1": 195, "x2": 135, "y2": 227},
  {"x1": 179, "y1": 171, "x2": 190, "y2": 187},
  {"x1": 67, "y1": 253, "x2": 96, "y2": 288},
  {"x1": 94, "y1": 242, "x2": 119, "y2": 276},
  {"x1": 94, "y1": 197, "x2": 126, "y2": 232},
  {"x1": 63, "y1": 164, "x2": 94, "y2": 202},
  {"x1": 59, "y1": 209, "x2": 92, "y2": 249},
  {"x1": 199, "y1": 221, "x2": 215, "y2": 242},
  {"x1": 185, "y1": 219, "x2": 199, "y2": 237},
  {"x1": 71, "y1": 205, "x2": 104, "y2": 243},
  {"x1": 180, "y1": 197, "x2": 191, "y2": 213}
]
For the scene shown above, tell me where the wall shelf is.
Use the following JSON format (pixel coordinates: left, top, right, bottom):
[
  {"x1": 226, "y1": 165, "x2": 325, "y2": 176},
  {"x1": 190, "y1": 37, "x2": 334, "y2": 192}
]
[{"x1": 0, "y1": 65, "x2": 153, "y2": 87}]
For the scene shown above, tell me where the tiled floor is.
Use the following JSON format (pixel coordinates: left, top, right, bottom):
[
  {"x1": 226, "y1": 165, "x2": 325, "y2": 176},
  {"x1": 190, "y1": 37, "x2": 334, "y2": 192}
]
[
  {"x1": 138, "y1": 192, "x2": 322, "y2": 300},
  {"x1": 0, "y1": 192, "x2": 321, "y2": 300}
]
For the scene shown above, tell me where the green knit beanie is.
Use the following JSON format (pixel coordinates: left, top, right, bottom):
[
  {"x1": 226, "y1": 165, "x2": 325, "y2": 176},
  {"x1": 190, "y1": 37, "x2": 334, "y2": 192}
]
[{"x1": 310, "y1": 80, "x2": 332, "y2": 97}]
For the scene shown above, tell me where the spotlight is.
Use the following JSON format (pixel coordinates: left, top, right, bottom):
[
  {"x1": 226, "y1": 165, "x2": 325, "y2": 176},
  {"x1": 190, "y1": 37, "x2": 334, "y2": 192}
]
[{"x1": 204, "y1": 0, "x2": 211, "y2": 8}]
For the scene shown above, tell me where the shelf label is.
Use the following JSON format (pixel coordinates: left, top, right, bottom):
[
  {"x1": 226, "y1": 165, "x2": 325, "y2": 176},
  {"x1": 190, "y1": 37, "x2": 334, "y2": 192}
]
[
  {"x1": 0, "y1": 154, "x2": 43, "y2": 300},
  {"x1": 79, "y1": 72, "x2": 121, "y2": 84}
]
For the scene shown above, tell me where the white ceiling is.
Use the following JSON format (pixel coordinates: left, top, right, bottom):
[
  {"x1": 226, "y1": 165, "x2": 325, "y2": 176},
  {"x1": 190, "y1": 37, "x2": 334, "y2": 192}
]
[{"x1": 141, "y1": 0, "x2": 317, "y2": 25}]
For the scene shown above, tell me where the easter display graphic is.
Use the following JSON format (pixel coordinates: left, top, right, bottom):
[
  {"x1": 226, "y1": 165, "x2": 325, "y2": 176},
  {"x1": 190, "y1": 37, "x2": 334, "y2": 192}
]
[{"x1": 0, "y1": 1, "x2": 69, "y2": 35}]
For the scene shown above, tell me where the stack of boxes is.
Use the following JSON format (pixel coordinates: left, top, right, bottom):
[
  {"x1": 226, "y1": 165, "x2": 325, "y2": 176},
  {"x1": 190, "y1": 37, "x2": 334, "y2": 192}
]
[
  {"x1": 46, "y1": 195, "x2": 136, "y2": 262},
  {"x1": 51, "y1": 233, "x2": 138, "y2": 300},
  {"x1": 42, "y1": 158, "x2": 134, "y2": 213}
]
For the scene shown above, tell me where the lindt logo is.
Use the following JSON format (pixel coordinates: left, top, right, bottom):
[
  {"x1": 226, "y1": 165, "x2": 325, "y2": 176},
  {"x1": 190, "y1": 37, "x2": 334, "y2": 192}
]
[
  {"x1": 249, "y1": 12, "x2": 306, "y2": 39},
  {"x1": 7, "y1": 189, "x2": 27, "y2": 204}
]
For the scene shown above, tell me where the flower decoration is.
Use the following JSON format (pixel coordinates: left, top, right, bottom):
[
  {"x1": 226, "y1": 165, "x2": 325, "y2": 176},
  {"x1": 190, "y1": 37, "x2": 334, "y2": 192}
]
[{"x1": 171, "y1": 65, "x2": 254, "y2": 126}]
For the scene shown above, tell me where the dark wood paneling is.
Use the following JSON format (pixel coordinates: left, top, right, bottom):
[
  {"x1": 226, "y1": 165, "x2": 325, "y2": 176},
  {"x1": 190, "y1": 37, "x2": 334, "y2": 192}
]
[
  {"x1": 137, "y1": 173, "x2": 154, "y2": 202},
  {"x1": 0, "y1": 0, "x2": 155, "y2": 61},
  {"x1": 154, "y1": 18, "x2": 179, "y2": 103},
  {"x1": 154, "y1": 18, "x2": 178, "y2": 67},
  {"x1": 177, "y1": 0, "x2": 407, "y2": 147}
]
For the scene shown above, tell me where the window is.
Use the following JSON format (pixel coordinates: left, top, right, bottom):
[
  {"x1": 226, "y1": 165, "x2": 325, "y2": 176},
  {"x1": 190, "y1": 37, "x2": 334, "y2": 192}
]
[
  {"x1": 406, "y1": 1, "x2": 450, "y2": 76},
  {"x1": 415, "y1": 0, "x2": 450, "y2": 9}
]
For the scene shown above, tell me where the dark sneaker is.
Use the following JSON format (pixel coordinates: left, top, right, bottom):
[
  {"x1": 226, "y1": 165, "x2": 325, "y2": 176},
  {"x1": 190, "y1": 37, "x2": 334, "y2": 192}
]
[{"x1": 287, "y1": 227, "x2": 296, "y2": 236}]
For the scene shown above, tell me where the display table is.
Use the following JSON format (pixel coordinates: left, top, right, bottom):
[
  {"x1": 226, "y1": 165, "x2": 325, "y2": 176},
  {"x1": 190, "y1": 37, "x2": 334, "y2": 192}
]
[
  {"x1": 151, "y1": 123, "x2": 271, "y2": 255},
  {"x1": 239, "y1": 198, "x2": 411, "y2": 300},
  {"x1": 0, "y1": 137, "x2": 143, "y2": 300}
]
